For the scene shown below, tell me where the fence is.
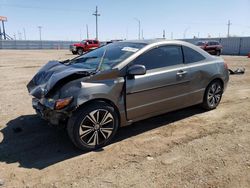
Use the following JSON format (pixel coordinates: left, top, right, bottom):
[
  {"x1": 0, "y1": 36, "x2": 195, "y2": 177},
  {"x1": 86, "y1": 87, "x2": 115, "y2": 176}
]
[
  {"x1": 183, "y1": 37, "x2": 250, "y2": 56},
  {"x1": 0, "y1": 40, "x2": 78, "y2": 50},
  {"x1": 0, "y1": 37, "x2": 250, "y2": 55}
]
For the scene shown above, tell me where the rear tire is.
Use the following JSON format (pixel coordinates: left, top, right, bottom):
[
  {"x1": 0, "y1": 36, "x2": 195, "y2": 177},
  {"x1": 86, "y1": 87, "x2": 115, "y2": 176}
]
[
  {"x1": 202, "y1": 80, "x2": 223, "y2": 110},
  {"x1": 216, "y1": 50, "x2": 221, "y2": 56},
  {"x1": 67, "y1": 101, "x2": 119, "y2": 151}
]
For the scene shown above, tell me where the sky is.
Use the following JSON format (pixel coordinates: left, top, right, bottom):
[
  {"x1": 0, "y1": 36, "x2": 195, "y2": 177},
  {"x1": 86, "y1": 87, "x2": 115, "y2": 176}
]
[{"x1": 0, "y1": 0, "x2": 250, "y2": 41}]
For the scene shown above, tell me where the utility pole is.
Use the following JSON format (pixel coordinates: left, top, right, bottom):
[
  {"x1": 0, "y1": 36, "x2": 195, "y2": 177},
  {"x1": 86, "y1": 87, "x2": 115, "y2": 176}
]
[
  {"x1": 0, "y1": 25, "x2": 2, "y2": 40},
  {"x1": 23, "y1": 28, "x2": 26, "y2": 40},
  {"x1": 92, "y1": 6, "x2": 100, "y2": 40},
  {"x1": 141, "y1": 29, "x2": 144, "y2": 39},
  {"x1": 134, "y1": 18, "x2": 141, "y2": 40},
  {"x1": 227, "y1": 20, "x2": 232, "y2": 38},
  {"x1": 18, "y1": 31, "x2": 22, "y2": 40},
  {"x1": 86, "y1": 24, "x2": 89, "y2": 39},
  {"x1": 126, "y1": 27, "x2": 128, "y2": 40},
  {"x1": 2, "y1": 20, "x2": 6, "y2": 40},
  {"x1": 38, "y1": 26, "x2": 42, "y2": 40},
  {"x1": 183, "y1": 27, "x2": 189, "y2": 39},
  {"x1": 163, "y1": 30, "x2": 166, "y2": 39}
]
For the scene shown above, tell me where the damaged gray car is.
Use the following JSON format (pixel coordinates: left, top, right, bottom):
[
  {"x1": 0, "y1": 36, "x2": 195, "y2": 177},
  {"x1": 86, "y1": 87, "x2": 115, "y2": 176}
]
[{"x1": 27, "y1": 40, "x2": 229, "y2": 150}]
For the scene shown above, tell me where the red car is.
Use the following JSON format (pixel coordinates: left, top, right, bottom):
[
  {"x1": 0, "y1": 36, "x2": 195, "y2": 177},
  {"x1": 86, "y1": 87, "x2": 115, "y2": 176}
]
[
  {"x1": 70, "y1": 39, "x2": 100, "y2": 55},
  {"x1": 196, "y1": 40, "x2": 223, "y2": 56}
]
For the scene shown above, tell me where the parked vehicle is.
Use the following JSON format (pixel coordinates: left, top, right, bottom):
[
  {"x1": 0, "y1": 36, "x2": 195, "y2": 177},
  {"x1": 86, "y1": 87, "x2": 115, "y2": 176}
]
[
  {"x1": 27, "y1": 40, "x2": 229, "y2": 151},
  {"x1": 196, "y1": 40, "x2": 223, "y2": 56},
  {"x1": 70, "y1": 39, "x2": 100, "y2": 55}
]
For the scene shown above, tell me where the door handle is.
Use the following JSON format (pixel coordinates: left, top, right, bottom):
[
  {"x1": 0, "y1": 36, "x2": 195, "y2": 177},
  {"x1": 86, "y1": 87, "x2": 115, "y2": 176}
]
[{"x1": 176, "y1": 70, "x2": 187, "y2": 76}]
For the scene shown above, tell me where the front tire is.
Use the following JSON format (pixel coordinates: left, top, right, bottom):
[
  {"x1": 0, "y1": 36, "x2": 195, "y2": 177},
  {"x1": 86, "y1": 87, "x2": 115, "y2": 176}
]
[
  {"x1": 216, "y1": 50, "x2": 221, "y2": 56},
  {"x1": 67, "y1": 101, "x2": 119, "y2": 151},
  {"x1": 77, "y1": 48, "x2": 84, "y2": 55},
  {"x1": 202, "y1": 80, "x2": 223, "y2": 110}
]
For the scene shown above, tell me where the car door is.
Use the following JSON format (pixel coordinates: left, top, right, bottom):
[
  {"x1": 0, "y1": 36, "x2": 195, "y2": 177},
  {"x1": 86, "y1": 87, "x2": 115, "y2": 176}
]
[
  {"x1": 181, "y1": 45, "x2": 207, "y2": 102},
  {"x1": 126, "y1": 45, "x2": 192, "y2": 121}
]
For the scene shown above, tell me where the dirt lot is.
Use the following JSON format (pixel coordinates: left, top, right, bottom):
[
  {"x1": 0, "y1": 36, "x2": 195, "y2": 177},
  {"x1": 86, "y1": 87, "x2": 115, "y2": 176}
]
[{"x1": 0, "y1": 50, "x2": 249, "y2": 188}]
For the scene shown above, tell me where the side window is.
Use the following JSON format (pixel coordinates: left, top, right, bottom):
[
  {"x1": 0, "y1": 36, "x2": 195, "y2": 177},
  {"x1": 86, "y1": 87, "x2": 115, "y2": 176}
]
[
  {"x1": 88, "y1": 41, "x2": 93, "y2": 44},
  {"x1": 182, "y1": 46, "x2": 205, "y2": 64},
  {"x1": 133, "y1": 45, "x2": 183, "y2": 70},
  {"x1": 93, "y1": 40, "x2": 98, "y2": 44}
]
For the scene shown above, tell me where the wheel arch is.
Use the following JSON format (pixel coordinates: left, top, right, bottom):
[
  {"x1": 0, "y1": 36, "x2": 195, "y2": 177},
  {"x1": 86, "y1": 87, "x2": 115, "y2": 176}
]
[
  {"x1": 207, "y1": 77, "x2": 224, "y2": 90},
  {"x1": 203, "y1": 77, "x2": 224, "y2": 101},
  {"x1": 75, "y1": 98, "x2": 121, "y2": 126}
]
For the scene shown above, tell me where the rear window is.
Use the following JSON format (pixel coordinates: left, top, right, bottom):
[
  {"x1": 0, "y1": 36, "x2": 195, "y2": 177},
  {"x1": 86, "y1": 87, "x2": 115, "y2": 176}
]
[
  {"x1": 182, "y1": 46, "x2": 205, "y2": 64},
  {"x1": 196, "y1": 41, "x2": 205, "y2": 46},
  {"x1": 133, "y1": 45, "x2": 183, "y2": 70}
]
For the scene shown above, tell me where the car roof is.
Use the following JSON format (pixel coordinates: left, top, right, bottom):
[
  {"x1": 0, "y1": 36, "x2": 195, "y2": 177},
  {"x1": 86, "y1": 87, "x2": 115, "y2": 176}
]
[
  {"x1": 114, "y1": 39, "x2": 215, "y2": 70},
  {"x1": 120, "y1": 39, "x2": 166, "y2": 45}
]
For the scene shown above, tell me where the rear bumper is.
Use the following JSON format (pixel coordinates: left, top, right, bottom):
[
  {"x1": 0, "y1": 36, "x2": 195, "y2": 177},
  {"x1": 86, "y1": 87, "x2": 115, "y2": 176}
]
[{"x1": 32, "y1": 98, "x2": 69, "y2": 125}]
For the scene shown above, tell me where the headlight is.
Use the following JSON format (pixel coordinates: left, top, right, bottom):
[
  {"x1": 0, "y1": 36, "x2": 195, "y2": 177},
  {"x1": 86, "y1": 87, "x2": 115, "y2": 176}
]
[{"x1": 55, "y1": 97, "x2": 73, "y2": 110}]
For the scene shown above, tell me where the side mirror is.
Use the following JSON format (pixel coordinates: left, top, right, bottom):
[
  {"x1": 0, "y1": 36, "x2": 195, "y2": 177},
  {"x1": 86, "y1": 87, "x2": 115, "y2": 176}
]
[{"x1": 127, "y1": 64, "x2": 146, "y2": 76}]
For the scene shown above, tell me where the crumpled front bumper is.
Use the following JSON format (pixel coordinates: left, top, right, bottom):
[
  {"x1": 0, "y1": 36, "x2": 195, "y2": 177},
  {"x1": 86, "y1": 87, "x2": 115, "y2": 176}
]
[{"x1": 32, "y1": 98, "x2": 69, "y2": 125}]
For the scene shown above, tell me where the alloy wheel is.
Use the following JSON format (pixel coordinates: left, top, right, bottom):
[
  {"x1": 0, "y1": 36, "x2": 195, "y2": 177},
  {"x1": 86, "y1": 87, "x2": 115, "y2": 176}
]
[
  {"x1": 207, "y1": 82, "x2": 222, "y2": 107},
  {"x1": 79, "y1": 109, "x2": 114, "y2": 146}
]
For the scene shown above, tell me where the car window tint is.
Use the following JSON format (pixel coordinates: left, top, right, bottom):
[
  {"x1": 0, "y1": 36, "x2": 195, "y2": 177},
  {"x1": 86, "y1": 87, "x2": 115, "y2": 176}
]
[
  {"x1": 133, "y1": 45, "x2": 183, "y2": 70},
  {"x1": 182, "y1": 46, "x2": 205, "y2": 63}
]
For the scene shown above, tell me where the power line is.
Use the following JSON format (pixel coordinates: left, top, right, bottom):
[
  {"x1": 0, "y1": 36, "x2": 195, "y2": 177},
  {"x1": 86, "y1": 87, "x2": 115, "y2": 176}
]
[
  {"x1": 1, "y1": 4, "x2": 89, "y2": 12},
  {"x1": 92, "y1": 6, "x2": 100, "y2": 40}
]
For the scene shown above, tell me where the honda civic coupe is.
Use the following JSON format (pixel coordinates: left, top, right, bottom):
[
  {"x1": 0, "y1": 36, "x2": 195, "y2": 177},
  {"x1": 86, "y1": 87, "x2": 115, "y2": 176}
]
[{"x1": 27, "y1": 40, "x2": 229, "y2": 151}]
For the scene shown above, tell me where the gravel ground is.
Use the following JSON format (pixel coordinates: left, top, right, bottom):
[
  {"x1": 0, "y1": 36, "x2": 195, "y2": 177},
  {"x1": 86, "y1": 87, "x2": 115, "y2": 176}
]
[{"x1": 0, "y1": 50, "x2": 250, "y2": 188}]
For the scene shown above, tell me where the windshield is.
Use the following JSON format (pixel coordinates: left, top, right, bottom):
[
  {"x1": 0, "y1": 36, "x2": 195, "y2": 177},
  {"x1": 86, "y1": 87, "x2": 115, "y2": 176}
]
[
  {"x1": 68, "y1": 42, "x2": 146, "y2": 71},
  {"x1": 81, "y1": 40, "x2": 87, "y2": 44}
]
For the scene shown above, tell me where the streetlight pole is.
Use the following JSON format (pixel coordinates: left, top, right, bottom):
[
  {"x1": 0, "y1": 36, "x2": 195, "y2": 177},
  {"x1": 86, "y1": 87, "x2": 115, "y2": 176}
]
[
  {"x1": 86, "y1": 24, "x2": 89, "y2": 39},
  {"x1": 227, "y1": 20, "x2": 232, "y2": 38},
  {"x1": 93, "y1": 6, "x2": 100, "y2": 40},
  {"x1": 134, "y1": 18, "x2": 141, "y2": 40},
  {"x1": 183, "y1": 27, "x2": 190, "y2": 39},
  {"x1": 23, "y1": 28, "x2": 26, "y2": 40},
  {"x1": 38, "y1": 26, "x2": 42, "y2": 40}
]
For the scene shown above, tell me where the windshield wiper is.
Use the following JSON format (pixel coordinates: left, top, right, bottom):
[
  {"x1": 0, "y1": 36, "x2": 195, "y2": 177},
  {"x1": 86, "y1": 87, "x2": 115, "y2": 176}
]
[{"x1": 96, "y1": 47, "x2": 107, "y2": 72}]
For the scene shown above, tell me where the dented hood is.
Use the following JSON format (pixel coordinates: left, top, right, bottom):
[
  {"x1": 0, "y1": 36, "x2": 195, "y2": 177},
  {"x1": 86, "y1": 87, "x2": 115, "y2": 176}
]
[{"x1": 27, "y1": 60, "x2": 94, "y2": 99}]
